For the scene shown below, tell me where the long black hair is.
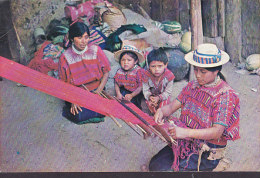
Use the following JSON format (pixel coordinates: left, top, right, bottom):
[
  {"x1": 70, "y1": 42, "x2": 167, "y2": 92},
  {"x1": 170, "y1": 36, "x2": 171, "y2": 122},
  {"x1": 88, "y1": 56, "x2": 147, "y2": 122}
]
[
  {"x1": 69, "y1": 22, "x2": 90, "y2": 42},
  {"x1": 205, "y1": 65, "x2": 226, "y2": 82}
]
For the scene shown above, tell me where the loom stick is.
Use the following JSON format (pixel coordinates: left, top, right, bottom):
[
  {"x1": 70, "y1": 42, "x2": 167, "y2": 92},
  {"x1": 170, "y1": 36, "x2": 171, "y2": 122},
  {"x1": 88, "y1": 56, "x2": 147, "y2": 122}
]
[
  {"x1": 153, "y1": 125, "x2": 177, "y2": 145},
  {"x1": 100, "y1": 91, "x2": 143, "y2": 137},
  {"x1": 135, "y1": 124, "x2": 147, "y2": 135},
  {"x1": 81, "y1": 84, "x2": 122, "y2": 128},
  {"x1": 124, "y1": 121, "x2": 142, "y2": 137},
  {"x1": 113, "y1": 97, "x2": 170, "y2": 144}
]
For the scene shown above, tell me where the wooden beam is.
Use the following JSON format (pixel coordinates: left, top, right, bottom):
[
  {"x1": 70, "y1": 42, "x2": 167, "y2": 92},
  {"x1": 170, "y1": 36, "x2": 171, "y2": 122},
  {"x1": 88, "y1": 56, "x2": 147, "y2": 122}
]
[
  {"x1": 162, "y1": 0, "x2": 179, "y2": 21},
  {"x1": 140, "y1": 0, "x2": 152, "y2": 18},
  {"x1": 217, "y1": 0, "x2": 225, "y2": 37},
  {"x1": 225, "y1": 0, "x2": 242, "y2": 65},
  {"x1": 190, "y1": 0, "x2": 203, "y2": 81},
  {"x1": 151, "y1": 0, "x2": 162, "y2": 21},
  {"x1": 179, "y1": 0, "x2": 190, "y2": 30},
  {"x1": 202, "y1": 0, "x2": 218, "y2": 37}
]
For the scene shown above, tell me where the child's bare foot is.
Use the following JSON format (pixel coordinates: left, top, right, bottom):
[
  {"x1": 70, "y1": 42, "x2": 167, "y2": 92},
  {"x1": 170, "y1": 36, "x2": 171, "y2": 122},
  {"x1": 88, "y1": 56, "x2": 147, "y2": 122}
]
[{"x1": 140, "y1": 164, "x2": 148, "y2": 172}]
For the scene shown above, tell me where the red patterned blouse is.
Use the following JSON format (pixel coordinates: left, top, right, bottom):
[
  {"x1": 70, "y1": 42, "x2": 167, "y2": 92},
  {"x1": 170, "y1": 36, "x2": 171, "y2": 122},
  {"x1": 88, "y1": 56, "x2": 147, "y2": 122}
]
[
  {"x1": 58, "y1": 44, "x2": 111, "y2": 90},
  {"x1": 177, "y1": 80, "x2": 240, "y2": 144},
  {"x1": 114, "y1": 65, "x2": 144, "y2": 92}
]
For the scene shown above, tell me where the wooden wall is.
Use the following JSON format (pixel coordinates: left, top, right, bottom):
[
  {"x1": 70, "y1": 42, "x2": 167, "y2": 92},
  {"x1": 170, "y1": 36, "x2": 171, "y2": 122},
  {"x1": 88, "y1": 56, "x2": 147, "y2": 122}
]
[
  {"x1": 112, "y1": 0, "x2": 191, "y2": 30},
  {"x1": 112, "y1": 0, "x2": 259, "y2": 64},
  {"x1": 5, "y1": 0, "x2": 260, "y2": 65}
]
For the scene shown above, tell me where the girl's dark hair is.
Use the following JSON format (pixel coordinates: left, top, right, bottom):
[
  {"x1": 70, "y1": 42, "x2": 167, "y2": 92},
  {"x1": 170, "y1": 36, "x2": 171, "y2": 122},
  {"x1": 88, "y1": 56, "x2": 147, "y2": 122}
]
[
  {"x1": 119, "y1": 51, "x2": 138, "y2": 63},
  {"x1": 205, "y1": 65, "x2": 226, "y2": 81},
  {"x1": 147, "y1": 48, "x2": 168, "y2": 65},
  {"x1": 69, "y1": 22, "x2": 90, "y2": 42}
]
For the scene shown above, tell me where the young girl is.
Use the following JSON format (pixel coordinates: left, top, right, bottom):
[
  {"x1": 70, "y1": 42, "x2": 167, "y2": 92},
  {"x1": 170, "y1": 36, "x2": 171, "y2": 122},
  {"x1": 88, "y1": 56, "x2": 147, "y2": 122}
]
[
  {"x1": 114, "y1": 45, "x2": 144, "y2": 109},
  {"x1": 142, "y1": 48, "x2": 175, "y2": 115}
]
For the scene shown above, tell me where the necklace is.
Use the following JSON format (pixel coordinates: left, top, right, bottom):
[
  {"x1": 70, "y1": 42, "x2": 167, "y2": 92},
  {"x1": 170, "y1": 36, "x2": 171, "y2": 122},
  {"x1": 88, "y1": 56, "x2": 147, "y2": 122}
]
[
  {"x1": 204, "y1": 76, "x2": 221, "y2": 87},
  {"x1": 72, "y1": 44, "x2": 88, "y2": 55}
]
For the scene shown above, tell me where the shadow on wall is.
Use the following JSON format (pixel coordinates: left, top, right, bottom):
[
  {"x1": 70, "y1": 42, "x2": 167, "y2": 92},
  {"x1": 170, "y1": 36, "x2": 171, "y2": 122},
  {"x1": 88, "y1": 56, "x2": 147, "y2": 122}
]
[{"x1": 0, "y1": 0, "x2": 12, "y2": 60}]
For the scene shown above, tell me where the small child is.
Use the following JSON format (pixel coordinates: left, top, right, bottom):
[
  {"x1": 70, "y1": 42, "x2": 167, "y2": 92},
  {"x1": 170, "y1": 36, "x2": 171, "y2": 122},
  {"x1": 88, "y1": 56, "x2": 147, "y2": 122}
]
[
  {"x1": 143, "y1": 48, "x2": 175, "y2": 115},
  {"x1": 114, "y1": 45, "x2": 144, "y2": 108}
]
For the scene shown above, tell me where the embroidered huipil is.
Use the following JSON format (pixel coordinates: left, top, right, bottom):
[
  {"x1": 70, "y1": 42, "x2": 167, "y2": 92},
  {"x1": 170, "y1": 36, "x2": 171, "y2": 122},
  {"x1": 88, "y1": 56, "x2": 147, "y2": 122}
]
[
  {"x1": 170, "y1": 79, "x2": 240, "y2": 171},
  {"x1": 177, "y1": 80, "x2": 240, "y2": 143},
  {"x1": 58, "y1": 44, "x2": 111, "y2": 90},
  {"x1": 114, "y1": 65, "x2": 144, "y2": 92}
]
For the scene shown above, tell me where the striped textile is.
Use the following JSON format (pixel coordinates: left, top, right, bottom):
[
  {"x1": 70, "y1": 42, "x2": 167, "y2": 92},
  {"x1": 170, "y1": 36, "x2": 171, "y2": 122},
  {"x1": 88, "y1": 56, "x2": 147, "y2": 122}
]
[
  {"x1": 0, "y1": 56, "x2": 156, "y2": 125},
  {"x1": 58, "y1": 44, "x2": 110, "y2": 89},
  {"x1": 177, "y1": 80, "x2": 240, "y2": 142},
  {"x1": 28, "y1": 41, "x2": 64, "y2": 77},
  {"x1": 193, "y1": 49, "x2": 221, "y2": 64},
  {"x1": 114, "y1": 65, "x2": 144, "y2": 92},
  {"x1": 89, "y1": 29, "x2": 106, "y2": 46}
]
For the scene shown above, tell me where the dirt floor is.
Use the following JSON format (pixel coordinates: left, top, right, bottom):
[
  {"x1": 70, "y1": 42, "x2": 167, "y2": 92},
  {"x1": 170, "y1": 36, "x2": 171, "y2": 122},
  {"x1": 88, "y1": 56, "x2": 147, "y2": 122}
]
[{"x1": 0, "y1": 61, "x2": 259, "y2": 172}]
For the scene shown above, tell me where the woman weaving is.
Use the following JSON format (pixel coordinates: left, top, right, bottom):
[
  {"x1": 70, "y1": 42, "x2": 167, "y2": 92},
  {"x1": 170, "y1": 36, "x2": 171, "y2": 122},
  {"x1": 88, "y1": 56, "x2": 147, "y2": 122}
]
[
  {"x1": 146, "y1": 43, "x2": 240, "y2": 171},
  {"x1": 58, "y1": 22, "x2": 111, "y2": 124}
]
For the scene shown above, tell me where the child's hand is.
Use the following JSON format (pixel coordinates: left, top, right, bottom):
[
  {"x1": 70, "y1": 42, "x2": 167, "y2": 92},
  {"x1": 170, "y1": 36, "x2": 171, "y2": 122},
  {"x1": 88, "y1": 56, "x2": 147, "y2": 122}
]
[
  {"x1": 149, "y1": 96, "x2": 160, "y2": 105},
  {"x1": 116, "y1": 93, "x2": 124, "y2": 100},
  {"x1": 153, "y1": 96, "x2": 160, "y2": 104},
  {"x1": 124, "y1": 94, "x2": 133, "y2": 101},
  {"x1": 148, "y1": 100, "x2": 158, "y2": 108}
]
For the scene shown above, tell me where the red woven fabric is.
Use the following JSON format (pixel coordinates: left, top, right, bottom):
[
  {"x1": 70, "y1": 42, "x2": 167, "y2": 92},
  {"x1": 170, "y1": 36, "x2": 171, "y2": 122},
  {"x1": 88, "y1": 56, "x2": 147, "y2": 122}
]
[
  {"x1": 27, "y1": 41, "x2": 54, "y2": 74},
  {"x1": 114, "y1": 65, "x2": 144, "y2": 92},
  {"x1": 58, "y1": 45, "x2": 111, "y2": 87},
  {"x1": 0, "y1": 56, "x2": 156, "y2": 125}
]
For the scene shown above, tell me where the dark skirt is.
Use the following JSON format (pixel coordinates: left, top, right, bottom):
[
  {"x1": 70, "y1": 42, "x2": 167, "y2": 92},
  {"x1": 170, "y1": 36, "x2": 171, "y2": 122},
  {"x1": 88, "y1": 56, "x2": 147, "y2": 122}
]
[
  {"x1": 62, "y1": 101, "x2": 105, "y2": 124},
  {"x1": 120, "y1": 87, "x2": 143, "y2": 109},
  {"x1": 149, "y1": 142, "x2": 225, "y2": 172}
]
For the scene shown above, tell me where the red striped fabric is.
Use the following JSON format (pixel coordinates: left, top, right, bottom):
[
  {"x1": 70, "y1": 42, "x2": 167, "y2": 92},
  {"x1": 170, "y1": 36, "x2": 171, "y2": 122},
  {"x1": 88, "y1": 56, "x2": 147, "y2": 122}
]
[{"x1": 0, "y1": 56, "x2": 156, "y2": 125}]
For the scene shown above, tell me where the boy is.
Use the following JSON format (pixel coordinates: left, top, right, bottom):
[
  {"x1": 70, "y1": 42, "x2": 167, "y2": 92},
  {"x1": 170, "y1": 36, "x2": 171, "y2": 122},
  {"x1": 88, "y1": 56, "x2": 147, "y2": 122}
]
[{"x1": 142, "y1": 48, "x2": 175, "y2": 115}]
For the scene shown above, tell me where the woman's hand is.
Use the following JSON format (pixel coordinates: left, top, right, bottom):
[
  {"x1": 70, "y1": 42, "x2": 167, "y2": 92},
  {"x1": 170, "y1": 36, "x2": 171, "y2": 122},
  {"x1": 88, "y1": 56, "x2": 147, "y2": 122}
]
[
  {"x1": 70, "y1": 103, "x2": 82, "y2": 115},
  {"x1": 154, "y1": 108, "x2": 164, "y2": 125},
  {"x1": 124, "y1": 94, "x2": 133, "y2": 101},
  {"x1": 168, "y1": 126, "x2": 189, "y2": 139},
  {"x1": 116, "y1": 93, "x2": 124, "y2": 100}
]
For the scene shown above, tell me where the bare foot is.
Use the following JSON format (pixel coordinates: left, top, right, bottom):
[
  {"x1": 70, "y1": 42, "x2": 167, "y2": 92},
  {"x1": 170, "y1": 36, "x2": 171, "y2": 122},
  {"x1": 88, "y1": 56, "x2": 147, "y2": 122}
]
[{"x1": 140, "y1": 164, "x2": 148, "y2": 172}]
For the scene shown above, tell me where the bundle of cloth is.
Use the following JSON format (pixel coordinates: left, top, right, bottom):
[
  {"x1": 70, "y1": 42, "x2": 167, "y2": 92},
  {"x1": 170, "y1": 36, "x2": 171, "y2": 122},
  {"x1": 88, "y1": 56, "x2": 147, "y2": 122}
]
[
  {"x1": 27, "y1": 41, "x2": 64, "y2": 79},
  {"x1": 64, "y1": 0, "x2": 112, "y2": 25}
]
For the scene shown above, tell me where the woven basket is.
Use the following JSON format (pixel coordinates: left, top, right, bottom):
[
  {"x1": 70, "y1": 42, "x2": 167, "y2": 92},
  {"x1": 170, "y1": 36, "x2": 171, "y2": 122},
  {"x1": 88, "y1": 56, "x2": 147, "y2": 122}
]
[{"x1": 102, "y1": 7, "x2": 126, "y2": 31}]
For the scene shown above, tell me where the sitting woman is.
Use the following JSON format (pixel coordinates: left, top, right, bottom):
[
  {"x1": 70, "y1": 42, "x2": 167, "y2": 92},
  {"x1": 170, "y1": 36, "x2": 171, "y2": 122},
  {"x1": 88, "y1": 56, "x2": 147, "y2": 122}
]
[
  {"x1": 58, "y1": 22, "x2": 111, "y2": 124},
  {"x1": 147, "y1": 43, "x2": 240, "y2": 171}
]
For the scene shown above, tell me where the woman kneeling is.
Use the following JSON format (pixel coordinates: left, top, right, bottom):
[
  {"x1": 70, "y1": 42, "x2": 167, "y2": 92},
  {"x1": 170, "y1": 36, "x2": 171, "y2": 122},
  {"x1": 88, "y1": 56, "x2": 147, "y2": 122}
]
[{"x1": 58, "y1": 22, "x2": 111, "y2": 124}]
